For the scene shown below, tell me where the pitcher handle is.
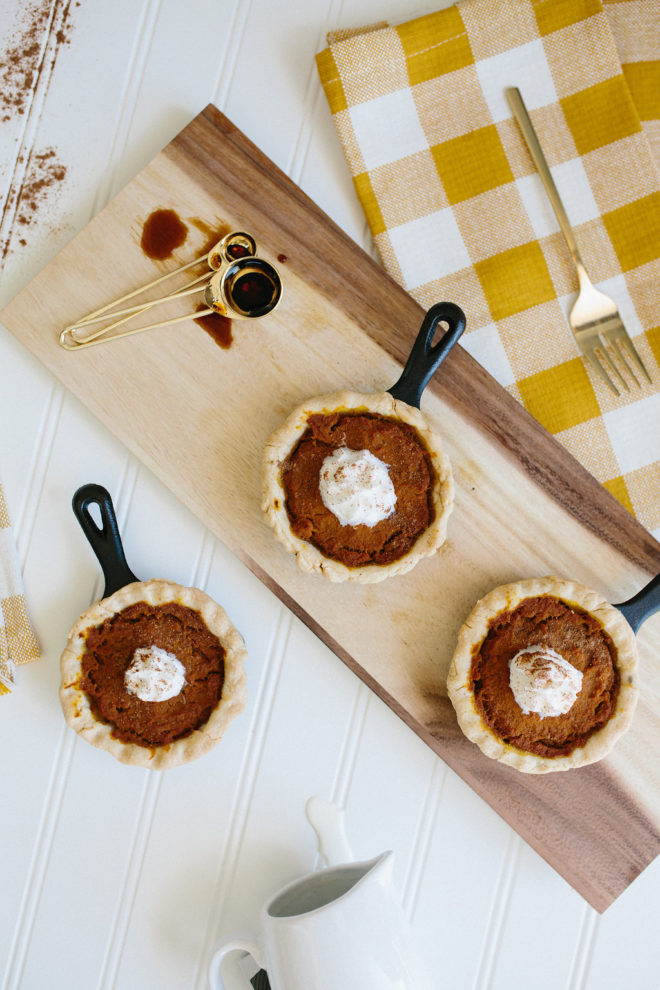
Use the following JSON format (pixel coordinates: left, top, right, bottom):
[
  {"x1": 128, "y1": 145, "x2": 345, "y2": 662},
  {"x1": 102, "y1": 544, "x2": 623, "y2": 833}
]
[{"x1": 208, "y1": 935, "x2": 265, "y2": 990}]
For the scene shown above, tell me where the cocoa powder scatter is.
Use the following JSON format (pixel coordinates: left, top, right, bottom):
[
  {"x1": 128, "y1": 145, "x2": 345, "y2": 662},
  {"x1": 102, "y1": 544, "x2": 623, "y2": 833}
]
[
  {"x1": 0, "y1": 2, "x2": 76, "y2": 261},
  {"x1": 15, "y1": 147, "x2": 68, "y2": 229},
  {"x1": 0, "y1": 0, "x2": 74, "y2": 123}
]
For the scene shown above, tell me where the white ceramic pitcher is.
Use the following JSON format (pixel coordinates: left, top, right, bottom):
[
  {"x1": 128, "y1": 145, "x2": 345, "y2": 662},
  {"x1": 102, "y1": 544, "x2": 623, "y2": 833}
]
[{"x1": 208, "y1": 799, "x2": 433, "y2": 990}]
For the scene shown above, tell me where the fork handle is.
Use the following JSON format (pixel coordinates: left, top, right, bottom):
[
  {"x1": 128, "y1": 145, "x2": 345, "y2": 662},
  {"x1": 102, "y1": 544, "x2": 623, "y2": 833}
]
[{"x1": 507, "y1": 87, "x2": 585, "y2": 273}]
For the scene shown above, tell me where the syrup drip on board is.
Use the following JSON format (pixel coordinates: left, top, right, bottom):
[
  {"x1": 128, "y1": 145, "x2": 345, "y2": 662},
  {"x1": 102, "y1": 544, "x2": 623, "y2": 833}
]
[
  {"x1": 190, "y1": 217, "x2": 232, "y2": 256},
  {"x1": 193, "y1": 304, "x2": 232, "y2": 349},
  {"x1": 140, "y1": 208, "x2": 188, "y2": 260},
  {"x1": 137, "y1": 213, "x2": 273, "y2": 348}
]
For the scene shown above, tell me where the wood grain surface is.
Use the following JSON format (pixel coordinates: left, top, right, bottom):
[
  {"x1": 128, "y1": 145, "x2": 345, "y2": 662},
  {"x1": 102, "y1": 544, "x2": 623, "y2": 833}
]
[{"x1": 2, "y1": 105, "x2": 660, "y2": 911}]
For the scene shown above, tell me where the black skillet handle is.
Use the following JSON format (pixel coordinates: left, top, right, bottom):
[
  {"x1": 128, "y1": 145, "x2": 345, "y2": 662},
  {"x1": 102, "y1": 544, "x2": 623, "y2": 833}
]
[
  {"x1": 388, "y1": 302, "x2": 466, "y2": 409},
  {"x1": 615, "y1": 573, "x2": 660, "y2": 634},
  {"x1": 72, "y1": 484, "x2": 140, "y2": 598}
]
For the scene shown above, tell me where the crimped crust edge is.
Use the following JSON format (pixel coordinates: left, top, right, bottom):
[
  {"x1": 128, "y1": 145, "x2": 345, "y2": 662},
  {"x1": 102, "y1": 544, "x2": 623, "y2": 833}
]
[
  {"x1": 261, "y1": 390, "x2": 453, "y2": 583},
  {"x1": 446, "y1": 576, "x2": 639, "y2": 773},
  {"x1": 59, "y1": 579, "x2": 247, "y2": 769}
]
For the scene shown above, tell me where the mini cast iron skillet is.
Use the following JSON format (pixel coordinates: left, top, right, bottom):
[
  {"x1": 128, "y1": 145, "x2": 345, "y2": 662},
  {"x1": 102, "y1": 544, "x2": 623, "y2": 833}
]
[
  {"x1": 261, "y1": 302, "x2": 467, "y2": 583},
  {"x1": 447, "y1": 570, "x2": 660, "y2": 774},
  {"x1": 74, "y1": 305, "x2": 468, "y2": 569},
  {"x1": 60, "y1": 484, "x2": 247, "y2": 770},
  {"x1": 76, "y1": 303, "x2": 467, "y2": 588}
]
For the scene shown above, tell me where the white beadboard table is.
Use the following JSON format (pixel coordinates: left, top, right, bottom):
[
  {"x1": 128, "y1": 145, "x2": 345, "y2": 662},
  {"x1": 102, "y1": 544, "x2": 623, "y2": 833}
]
[{"x1": 1, "y1": 2, "x2": 659, "y2": 989}]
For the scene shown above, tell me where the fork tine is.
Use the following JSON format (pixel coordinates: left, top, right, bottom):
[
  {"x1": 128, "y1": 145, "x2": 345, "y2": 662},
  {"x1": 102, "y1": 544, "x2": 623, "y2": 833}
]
[
  {"x1": 585, "y1": 349, "x2": 621, "y2": 396},
  {"x1": 618, "y1": 335, "x2": 652, "y2": 384},
  {"x1": 510, "y1": 88, "x2": 654, "y2": 396},
  {"x1": 608, "y1": 337, "x2": 640, "y2": 387},
  {"x1": 598, "y1": 341, "x2": 631, "y2": 391}
]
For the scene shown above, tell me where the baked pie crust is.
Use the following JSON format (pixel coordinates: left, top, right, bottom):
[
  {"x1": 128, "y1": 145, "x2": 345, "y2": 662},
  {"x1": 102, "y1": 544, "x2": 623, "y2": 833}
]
[
  {"x1": 261, "y1": 390, "x2": 454, "y2": 583},
  {"x1": 446, "y1": 576, "x2": 639, "y2": 773},
  {"x1": 59, "y1": 579, "x2": 247, "y2": 769}
]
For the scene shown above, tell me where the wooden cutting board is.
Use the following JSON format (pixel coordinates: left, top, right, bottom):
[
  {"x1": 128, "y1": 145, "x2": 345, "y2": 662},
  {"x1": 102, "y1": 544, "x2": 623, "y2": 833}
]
[{"x1": 3, "y1": 105, "x2": 660, "y2": 911}]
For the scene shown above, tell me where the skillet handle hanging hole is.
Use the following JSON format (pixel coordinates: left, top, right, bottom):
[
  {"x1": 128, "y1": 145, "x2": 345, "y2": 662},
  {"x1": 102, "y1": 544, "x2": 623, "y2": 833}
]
[
  {"x1": 388, "y1": 301, "x2": 466, "y2": 409},
  {"x1": 72, "y1": 483, "x2": 140, "y2": 599}
]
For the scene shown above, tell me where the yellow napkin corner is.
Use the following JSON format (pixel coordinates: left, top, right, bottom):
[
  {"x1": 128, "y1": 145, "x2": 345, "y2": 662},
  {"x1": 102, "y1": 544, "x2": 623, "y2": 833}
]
[{"x1": 0, "y1": 483, "x2": 40, "y2": 693}]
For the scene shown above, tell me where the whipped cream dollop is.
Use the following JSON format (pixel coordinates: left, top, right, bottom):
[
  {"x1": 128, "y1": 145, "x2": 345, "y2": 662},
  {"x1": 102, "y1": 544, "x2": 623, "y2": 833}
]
[
  {"x1": 318, "y1": 446, "x2": 396, "y2": 527},
  {"x1": 509, "y1": 645, "x2": 583, "y2": 718},
  {"x1": 124, "y1": 646, "x2": 186, "y2": 703}
]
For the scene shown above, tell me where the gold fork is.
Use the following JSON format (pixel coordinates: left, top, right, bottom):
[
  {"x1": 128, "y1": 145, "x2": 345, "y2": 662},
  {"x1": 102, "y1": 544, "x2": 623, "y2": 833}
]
[{"x1": 507, "y1": 86, "x2": 652, "y2": 396}]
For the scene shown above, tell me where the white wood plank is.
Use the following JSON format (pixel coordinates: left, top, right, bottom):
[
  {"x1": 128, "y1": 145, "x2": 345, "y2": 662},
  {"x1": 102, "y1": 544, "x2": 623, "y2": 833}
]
[
  {"x1": 340, "y1": 691, "x2": 439, "y2": 874},
  {"x1": 101, "y1": 0, "x2": 243, "y2": 204},
  {"x1": 0, "y1": 0, "x2": 154, "y2": 305},
  {"x1": 16, "y1": 742, "x2": 152, "y2": 990},
  {"x1": 223, "y1": 0, "x2": 336, "y2": 177},
  {"x1": 489, "y1": 841, "x2": 588, "y2": 990},
  {"x1": 583, "y1": 856, "x2": 660, "y2": 989},
  {"x1": 409, "y1": 769, "x2": 519, "y2": 990},
  {"x1": 205, "y1": 614, "x2": 366, "y2": 933},
  {"x1": 299, "y1": 0, "x2": 439, "y2": 241},
  {"x1": 0, "y1": 330, "x2": 54, "y2": 518}
]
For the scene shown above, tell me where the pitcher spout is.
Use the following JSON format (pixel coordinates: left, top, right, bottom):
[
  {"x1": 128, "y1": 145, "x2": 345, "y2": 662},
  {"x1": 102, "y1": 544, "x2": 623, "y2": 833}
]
[
  {"x1": 266, "y1": 851, "x2": 396, "y2": 921},
  {"x1": 359, "y1": 850, "x2": 395, "y2": 889}
]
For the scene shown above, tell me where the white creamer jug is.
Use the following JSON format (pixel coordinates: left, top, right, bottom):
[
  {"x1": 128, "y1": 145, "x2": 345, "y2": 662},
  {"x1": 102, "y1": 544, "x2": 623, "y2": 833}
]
[{"x1": 208, "y1": 798, "x2": 433, "y2": 990}]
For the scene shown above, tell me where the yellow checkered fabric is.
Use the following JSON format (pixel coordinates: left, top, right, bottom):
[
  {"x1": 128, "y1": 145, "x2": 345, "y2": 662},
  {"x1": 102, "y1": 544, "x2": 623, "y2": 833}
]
[
  {"x1": 604, "y1": 0, "x2": 660, "y2": 165},
  {"x1": 0, "y1": 483, "x2": 39, "y2": 693},
  {"x1": 317, "y1": 0, "x2": 660, "y2": 538}
]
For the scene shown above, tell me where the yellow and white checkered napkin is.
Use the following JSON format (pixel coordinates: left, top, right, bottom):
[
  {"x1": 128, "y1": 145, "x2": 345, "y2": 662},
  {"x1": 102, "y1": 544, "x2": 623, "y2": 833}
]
[
  {"x1": 316, "y1": 0, "x2": 660, "y2": 538},
  {"x1": 0, "y1": 482, "x2": 39, "y2": 694}
]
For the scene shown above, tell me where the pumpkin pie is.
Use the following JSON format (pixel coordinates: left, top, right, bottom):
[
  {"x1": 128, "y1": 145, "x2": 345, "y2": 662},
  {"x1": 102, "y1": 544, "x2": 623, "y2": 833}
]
[
  {"x1": 262, "y1": 390, "x2": 453, "y2": 583},
  {"x1": 59, "y1": 579, "x2": 247, "y2": 769},
  {"x1": 446, "y1": 577, "x2": 639, "y2": 773}
]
